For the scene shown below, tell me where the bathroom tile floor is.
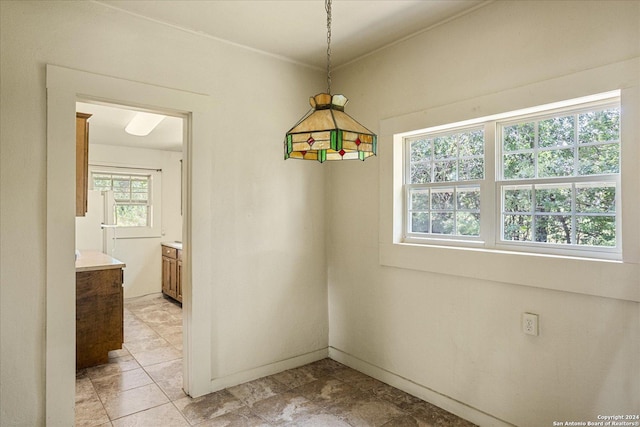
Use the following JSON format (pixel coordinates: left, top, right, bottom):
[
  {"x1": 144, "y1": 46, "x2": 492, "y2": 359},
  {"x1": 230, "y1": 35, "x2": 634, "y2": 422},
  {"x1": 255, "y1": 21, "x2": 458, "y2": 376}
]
[{"x1": 76, "y1": 293, "x2": 476, "y2": 427}]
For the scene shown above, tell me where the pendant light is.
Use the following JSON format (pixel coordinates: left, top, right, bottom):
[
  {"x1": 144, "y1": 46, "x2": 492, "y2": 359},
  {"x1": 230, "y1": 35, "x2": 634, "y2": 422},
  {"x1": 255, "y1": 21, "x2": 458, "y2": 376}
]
[{"x1": 284, "y1": 0, "x2": 377, "y2": 163}]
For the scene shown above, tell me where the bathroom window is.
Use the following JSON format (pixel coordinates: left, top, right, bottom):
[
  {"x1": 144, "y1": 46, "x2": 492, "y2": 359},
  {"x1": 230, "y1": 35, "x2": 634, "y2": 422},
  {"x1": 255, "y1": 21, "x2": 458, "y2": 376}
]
[{"x1": 90, "y1": 165, "x2": 162, "y2": 238}]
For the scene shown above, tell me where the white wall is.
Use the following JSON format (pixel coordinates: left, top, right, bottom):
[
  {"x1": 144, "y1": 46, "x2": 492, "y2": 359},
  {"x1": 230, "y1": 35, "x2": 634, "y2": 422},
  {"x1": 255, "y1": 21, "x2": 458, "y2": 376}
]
[
  {"x1": 329, "y1": 1, "x2": 640, "y2": 426},
  {"x1": 80, "y1": 143, "x2": 183, "y2": 298},
  {"x1": 0, "y1": 1, "x2": 327, "y2": 425}
]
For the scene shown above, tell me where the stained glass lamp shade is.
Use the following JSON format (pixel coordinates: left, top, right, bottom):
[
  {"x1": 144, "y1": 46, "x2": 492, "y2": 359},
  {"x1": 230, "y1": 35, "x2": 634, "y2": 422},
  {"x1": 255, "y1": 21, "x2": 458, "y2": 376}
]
[{"x1": 284, "y1": 93, "x2": 377, "y2": 162}]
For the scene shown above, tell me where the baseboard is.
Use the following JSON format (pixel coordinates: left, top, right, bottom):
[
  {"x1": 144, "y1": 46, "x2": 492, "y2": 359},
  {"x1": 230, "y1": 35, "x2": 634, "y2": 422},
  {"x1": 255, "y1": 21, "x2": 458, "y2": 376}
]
[
  {"x1": 209, "y1": 348, "x2": 329, "y2": 392},
  {"x1": 328, "y1": 347, "x2": 514, "y2": 427}
]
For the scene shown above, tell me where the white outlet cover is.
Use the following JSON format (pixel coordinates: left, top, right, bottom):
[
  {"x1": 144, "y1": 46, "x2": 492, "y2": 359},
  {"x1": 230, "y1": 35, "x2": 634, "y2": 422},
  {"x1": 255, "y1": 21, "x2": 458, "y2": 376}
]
[{"x1": 522, "y1": 312, "x2": 539, "y2": 336}]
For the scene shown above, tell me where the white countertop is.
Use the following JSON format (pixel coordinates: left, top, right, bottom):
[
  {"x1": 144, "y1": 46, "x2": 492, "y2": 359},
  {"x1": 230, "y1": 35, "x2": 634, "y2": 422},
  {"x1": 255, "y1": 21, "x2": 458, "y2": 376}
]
[
  {"x1": 161, "y1": 241, "x2": 183, "y2": 250},
  {"x1": 75, "y1": 250, "x2": 126, "y2": 272}
]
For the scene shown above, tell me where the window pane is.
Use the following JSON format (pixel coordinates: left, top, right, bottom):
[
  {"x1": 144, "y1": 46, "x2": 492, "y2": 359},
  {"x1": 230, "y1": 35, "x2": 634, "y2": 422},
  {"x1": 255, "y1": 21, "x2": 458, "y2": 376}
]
[
  {"x1": 504, "y1": 187, "x2": 532, "y2": 212},
  {"x1": 538, "y1": 115, "x2": 575, "y2": 148},
  {"x1": 131, "y1": 193, "x2": 148, "y2": 202},
  {"x1": 538, "y1": 148, "x2": 574, "y2": 177},
  {"x1": 535, "y1": 185, "x2": 571, "y2": 213},
  {"x1": 410, "y1": 163, "x2": 431, "y2": 184},
  {"x1": 459, "y1": 129, "x2": 484, "y2": 157},
  {"x1": 114, "y1": 192, "x2": 130, "y2": 201},
  {"x1": 410, "y1": 189, "x2": 429, "y2": 210},
  {"x1": 534, "y1": 215, "x2": 571, "y2": 244},
  {"x1": 431, "y1": 213, "x2": 454, "y2": 234},
  {"x1": 410, "y1": 138, "x2": 431, "y2": 162},
  {"x1": 433, "y1": 160, "x2": 456, "y2": 182},
  {"x1": 411, "y1": 212, "x2": 430, "y2": 233},
  {"x1": 431, "y1": 189, "x2": 454, "y2": 210},
  {"x1": 115, "y1": 205, "x2": 148, "y2": 227},
  {"x1": 503, "y1": 122, "x2": 535, "y2": 151},
  {"x1": 457, "y1": 212, "x2": 480, "y2": 236},
  {"x1": 457, "y1": 188, "x2": 480, "y2": 210},
  {"x1": 434, "y1": 135, "x2": 456, "y2": 159},
  {"x1": 131, "y1": 179, "x2": 148, "y2": 190},
  {"x1": 578, "y1": 144, "x2": 619, "y2": 175},
  {"x1": 93, "y1": 178, "x2": 112, "y2": 190},
  {"x1": 503, "y1": 153, "x2": 534, "y2": 179},
  {"x1": 576, "y1": 216, "x2": 615, "y2": 246},
  {"x1": 503, "y1": 214, "x2": 532, "y2": 241},
  {"x1": 576, "y1": 184, "x2": 615, "y2": 213},
  {"x1": 578, "y1": 108, "x2": 620, "y2": 144},
  {"x1": 113, "y1": 179, "x2": 130, "y2": 191},
  {"x1": 458, "y1": 158, "x2": 484, "y2": 181}
]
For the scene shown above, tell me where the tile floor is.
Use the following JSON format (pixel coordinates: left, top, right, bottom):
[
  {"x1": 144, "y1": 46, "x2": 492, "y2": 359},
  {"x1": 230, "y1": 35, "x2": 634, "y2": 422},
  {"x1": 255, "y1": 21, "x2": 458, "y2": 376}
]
[{"x1": 76, "y1": 293, "x2": 477, "y2": 427}]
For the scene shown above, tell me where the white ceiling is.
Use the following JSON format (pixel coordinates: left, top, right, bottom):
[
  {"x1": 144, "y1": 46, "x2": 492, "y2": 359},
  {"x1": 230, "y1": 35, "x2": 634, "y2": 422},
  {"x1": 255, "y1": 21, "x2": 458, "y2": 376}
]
[
  {"x1": 96, "y1": 0, "x2": 485, "y2": 69},
  {"x1": 83, "y1": 0, "x2": 487, "y2": 152},
  {"x1": 77, "y1": 102, "x2": 184, "y2": 152}
]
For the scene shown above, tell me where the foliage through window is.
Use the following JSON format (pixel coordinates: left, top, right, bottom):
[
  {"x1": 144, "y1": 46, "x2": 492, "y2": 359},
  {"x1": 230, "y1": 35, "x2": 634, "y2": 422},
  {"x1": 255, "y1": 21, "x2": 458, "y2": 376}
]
[
  {"x1": 500, "y1": 106, "x2": 619, "y2": 247},
  {"x1": 406, "y1": 128, "x2": 483, "y2": 237},
  {"x1": 403, "y1": 95, "x2": 621, "y2": 257},
  {"x1": 92, "y1": 172, "x2": 151, "y2": 227}
]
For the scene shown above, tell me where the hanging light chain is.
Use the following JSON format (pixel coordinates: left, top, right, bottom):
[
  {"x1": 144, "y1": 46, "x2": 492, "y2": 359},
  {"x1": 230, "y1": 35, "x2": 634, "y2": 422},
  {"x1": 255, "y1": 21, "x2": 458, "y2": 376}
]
[{"x1": 326, "y1": 0, "x2": 332, "y2": 94}]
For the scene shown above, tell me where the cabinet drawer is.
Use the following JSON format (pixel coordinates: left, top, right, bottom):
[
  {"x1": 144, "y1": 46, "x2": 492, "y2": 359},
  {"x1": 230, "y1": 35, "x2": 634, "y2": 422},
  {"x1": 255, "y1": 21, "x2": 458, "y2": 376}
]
[{"x1": 162, "y1": 246, "x2": 178, "y2": 259}]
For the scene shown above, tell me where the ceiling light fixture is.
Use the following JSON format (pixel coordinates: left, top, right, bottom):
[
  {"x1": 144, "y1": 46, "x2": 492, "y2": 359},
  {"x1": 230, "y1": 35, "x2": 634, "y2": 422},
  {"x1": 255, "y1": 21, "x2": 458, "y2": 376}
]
[
  {"x1": 125, "y1": 111, "x2": 166, "y2": 136},
  {"x1": 284, "y1": 0, "x2": 377, "y2": 163}
]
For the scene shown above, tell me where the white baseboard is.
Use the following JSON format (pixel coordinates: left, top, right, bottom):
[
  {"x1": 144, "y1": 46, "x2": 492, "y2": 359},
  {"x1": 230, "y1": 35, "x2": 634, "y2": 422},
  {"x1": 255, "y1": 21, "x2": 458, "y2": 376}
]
[
  {"x1": 209, "y1": 348, "x2": 329, "y2": 392},
  {"x1": 328, "y1": 347, "x2": 514, "y2": 427}
]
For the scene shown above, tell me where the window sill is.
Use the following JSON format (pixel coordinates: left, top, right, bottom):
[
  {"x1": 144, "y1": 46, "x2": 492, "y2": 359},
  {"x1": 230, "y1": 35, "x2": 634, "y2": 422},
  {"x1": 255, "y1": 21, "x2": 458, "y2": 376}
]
[{"x1": 379, "y1": 241, "x2": 640, "y2": 302}]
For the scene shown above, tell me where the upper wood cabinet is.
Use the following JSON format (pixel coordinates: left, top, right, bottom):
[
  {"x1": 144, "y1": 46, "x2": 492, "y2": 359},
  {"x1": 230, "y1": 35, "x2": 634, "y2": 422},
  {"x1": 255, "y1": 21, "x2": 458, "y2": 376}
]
[{"x1": 76, "y1": 112, "x2": 92, "y2": 217}]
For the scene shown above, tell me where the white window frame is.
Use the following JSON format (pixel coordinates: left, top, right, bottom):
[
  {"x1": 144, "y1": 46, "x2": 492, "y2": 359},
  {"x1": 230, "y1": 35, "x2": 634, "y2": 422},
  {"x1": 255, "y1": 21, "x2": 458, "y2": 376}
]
[
  {"x1": 89, "y1": 164, "x2": 162, "y2": 238},
  {"x1": 400, "y1": 94, "x2": 621, "y2": 260},
  {"x1": 378, "y1": 60, "x2": 640, "y2": 303},
  {"x1": 404, "y1": 125, "x2": 485, "y2": 243}
]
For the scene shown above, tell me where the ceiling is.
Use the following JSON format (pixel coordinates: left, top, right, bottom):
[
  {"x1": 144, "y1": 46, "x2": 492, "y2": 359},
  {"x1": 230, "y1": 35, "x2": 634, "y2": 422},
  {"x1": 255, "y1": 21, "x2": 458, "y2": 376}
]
[
  {"x1": 84, "y1": 0, "x2": 487, "y2": 152},
  {"x1": 77, "y1": 102, "x2": 184, "y2": 152},
  {"x1": 96, "y1": 0, "x2": 485, "y2": 69}
]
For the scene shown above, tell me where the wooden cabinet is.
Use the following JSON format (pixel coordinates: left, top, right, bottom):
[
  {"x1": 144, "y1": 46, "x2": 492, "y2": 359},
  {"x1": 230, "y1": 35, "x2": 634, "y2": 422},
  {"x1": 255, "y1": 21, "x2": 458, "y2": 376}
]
[
  {"x1": 177, "y1": 255, "x2": 182, "y2": 301},
  {"x1": 162, "y1": 245, "x2": 182, "y2": 303},
  {"x1": 76, "y1": 265, "x2": 124, "y2": 369},
  {"x1": 76, "y1": 112, "x2": 92, "y2": 217}
]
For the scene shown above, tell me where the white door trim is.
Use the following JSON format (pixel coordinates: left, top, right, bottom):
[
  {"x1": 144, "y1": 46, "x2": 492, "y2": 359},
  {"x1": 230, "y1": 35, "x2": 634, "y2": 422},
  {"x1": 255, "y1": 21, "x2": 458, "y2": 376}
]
[{"x1": 45, "y1": 64, "x2": 213, "y2": 425}]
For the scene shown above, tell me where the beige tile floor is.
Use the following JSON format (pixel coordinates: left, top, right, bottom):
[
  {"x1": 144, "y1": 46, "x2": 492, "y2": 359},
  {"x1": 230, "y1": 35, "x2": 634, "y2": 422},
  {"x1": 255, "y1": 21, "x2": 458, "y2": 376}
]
[{"x1": 76, "y1": 294, "x2": 476, "y2": 427}]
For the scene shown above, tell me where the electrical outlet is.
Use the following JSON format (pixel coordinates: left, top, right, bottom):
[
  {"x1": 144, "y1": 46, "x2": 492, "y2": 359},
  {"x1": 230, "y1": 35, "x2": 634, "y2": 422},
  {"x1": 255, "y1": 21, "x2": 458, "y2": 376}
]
[{"x1": 522, "y1": 312, "x2": 539, "y2": 336}]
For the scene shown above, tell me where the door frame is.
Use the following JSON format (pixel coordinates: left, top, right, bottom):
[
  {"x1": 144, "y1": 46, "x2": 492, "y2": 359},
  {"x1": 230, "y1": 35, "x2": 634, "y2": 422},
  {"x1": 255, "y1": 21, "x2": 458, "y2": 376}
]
[{"x1": 45, "y1": 65, "x2": 213, "y2": 425}]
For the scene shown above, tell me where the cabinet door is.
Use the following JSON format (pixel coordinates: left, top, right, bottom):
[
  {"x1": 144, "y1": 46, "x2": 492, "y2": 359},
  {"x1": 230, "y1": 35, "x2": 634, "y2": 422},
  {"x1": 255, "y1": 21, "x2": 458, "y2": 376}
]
[
  {"x1": 162, "y1": 256, "x2": 177, "y2": 299},
  {"x1": 176, "y1": 259, "x2": 182, "y2": 303}
]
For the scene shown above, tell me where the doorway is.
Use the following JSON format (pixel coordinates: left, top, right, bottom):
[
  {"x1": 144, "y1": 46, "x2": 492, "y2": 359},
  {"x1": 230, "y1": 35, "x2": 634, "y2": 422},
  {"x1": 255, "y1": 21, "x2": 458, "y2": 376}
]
[
  {"x1": 46, "y1": 65, "x2": 213, "y2": 425},
  {"x1": 74, "y1": 99, "x2": 184, "y2": 384},
  {"x1": 75, "y1": 100, "x2": 184, "y2": 297}
]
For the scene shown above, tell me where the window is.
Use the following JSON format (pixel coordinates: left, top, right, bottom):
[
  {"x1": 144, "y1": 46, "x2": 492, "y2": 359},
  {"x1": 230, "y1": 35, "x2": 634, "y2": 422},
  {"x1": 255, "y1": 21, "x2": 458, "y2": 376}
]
[
  {"x1": 406, "y1": 127, "x2": 483, "y2": 238},
  {"x1": 89, "y1": 165, "x2": 162, "y2": 238},
  {"x1": 499, "y1": 105, "x2": 619, "y2": 250},
  {"x1": 402, "y1": 94, "x2": 621, "y2": 259},
  {"x1": 93, "y1": 172, "x2": 151, "y2": 227}
]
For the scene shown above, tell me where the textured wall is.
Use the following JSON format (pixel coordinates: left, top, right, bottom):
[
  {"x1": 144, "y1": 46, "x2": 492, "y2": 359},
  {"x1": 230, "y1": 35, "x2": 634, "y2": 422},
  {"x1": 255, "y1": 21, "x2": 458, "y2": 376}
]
[
  {"x1": 328, "y1": 1, "x2": 640, "y2": 425},
  {"x1": 0, "y1": 1, "x2": 328, "y2": 424}
]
